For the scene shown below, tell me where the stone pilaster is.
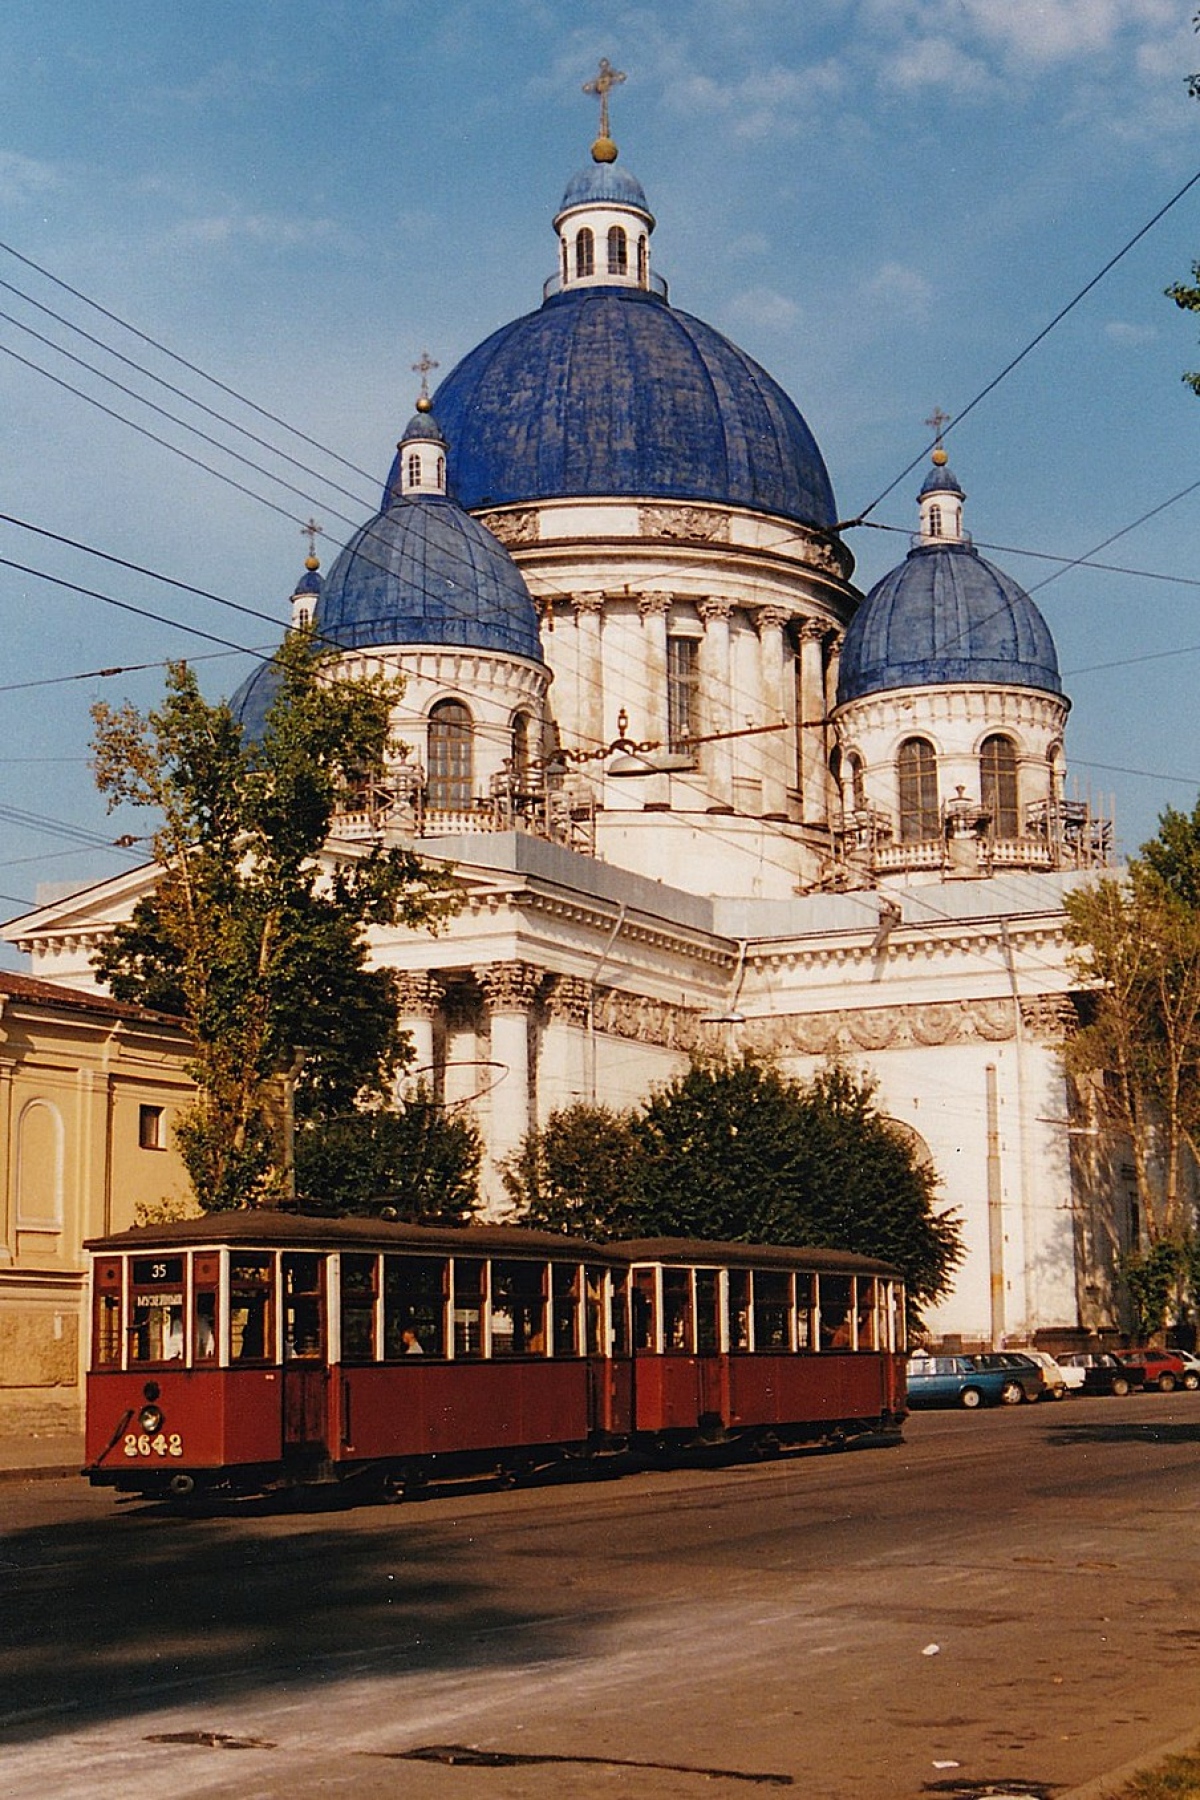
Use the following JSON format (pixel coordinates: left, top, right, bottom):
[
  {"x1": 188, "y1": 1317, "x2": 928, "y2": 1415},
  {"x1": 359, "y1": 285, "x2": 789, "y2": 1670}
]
[{"x1": 699, "y1": 598, "x2": 733, "y2": 811}]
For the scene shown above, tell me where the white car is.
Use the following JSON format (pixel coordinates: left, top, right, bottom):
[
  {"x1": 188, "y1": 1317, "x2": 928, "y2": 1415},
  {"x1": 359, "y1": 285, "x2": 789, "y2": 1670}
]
[{"x1": 1018, "y1": 1349, "x2": 1073, "y2": 1398}]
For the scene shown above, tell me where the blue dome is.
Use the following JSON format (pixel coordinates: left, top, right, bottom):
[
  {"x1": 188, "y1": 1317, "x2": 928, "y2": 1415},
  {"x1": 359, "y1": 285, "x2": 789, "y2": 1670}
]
[
  {"x1": 317, "y1": 495, "x2": 542, "y2": 659},
  {"x1": 918, "y1": 460, "x2": 964, "y2": 498},
  {"x1": 557, "y1": 162, "x2": 652, "y2": 220},
  {"x1": 406, "y1": 287, "x2": 837, "y2": 528},
  {"x1": 230, "y1": 497, "x2": 543, "y2": 739},
  {"x1": 837, "y1": 541, "x2": 1062, "y2": 704}
]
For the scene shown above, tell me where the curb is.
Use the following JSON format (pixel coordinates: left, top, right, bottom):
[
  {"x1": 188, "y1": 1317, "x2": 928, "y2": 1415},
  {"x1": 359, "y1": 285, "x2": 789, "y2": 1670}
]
[
  {"x1": 0, "y1": 1461, "x2": 81, "y2": 1484},
  {"x1": 1057, "y1": 1723, "x2": 1200, "y2": 1800}
]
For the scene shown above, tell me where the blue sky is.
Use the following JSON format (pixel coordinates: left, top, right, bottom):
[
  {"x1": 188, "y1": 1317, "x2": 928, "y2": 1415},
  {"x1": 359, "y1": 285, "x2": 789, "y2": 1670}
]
[{"x1": 1, "y1": 0, "x2": 1199, "y2": 931}]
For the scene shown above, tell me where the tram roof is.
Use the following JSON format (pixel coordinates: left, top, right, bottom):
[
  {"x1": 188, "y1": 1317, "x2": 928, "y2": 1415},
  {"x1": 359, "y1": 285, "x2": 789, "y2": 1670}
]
[
  {"x1": 615, "y1": 1238, "x2": 903, "y2": 1278},
  {"x1": 85, "y1": 1212, "x2": 619, "y2": 1262},
  {"x1": 85, "y1": 1214, "x2": 902, "y2": 1279}
]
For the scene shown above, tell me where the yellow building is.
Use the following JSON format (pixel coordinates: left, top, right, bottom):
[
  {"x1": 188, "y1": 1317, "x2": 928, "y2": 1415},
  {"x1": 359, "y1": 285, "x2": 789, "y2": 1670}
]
[{"x1": 0, "y1": 971, "x2": 195, "y2": 1438}]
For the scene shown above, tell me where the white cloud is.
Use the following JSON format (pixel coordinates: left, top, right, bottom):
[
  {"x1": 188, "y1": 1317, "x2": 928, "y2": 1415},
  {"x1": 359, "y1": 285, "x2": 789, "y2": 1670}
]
[
  {"x1": 726, "y1": 286, "x2": 801, "y2": 332},
  {"x1": 0, "y1": 149, "x2": 63, "y2": 207},
  {"x1": 1105, "y1": 319, "x2": 1158, "y2": 344},
  {"x1": 661, "y1": 59, "x2": 846, "y2": 139},
  {"x1": 861, "y1": 261, "x2": 934, "y2": 321},
  {"x1": 165, "y1": 212, "x2": 346, "y2": 252},
  {"x1": 959, "y1": 0, "x2": 1179, "y2": 68},
  {"x1": 885, "y1": 36, "x2": 994, "y2": 97}
]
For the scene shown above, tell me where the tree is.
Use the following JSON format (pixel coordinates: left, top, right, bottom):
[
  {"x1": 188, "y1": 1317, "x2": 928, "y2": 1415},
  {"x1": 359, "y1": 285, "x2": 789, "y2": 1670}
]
[
  {"x1": 294, "y1": 1091, "x2": 481, "y2": 1224},
  {"x1": 91, "y1": 632, "x2": 459, "y2": 1210},
  {"x1": 503, "y1": 1102, "x2": 643, "y2": 1238},
  {"x1": 506, "y1": 1056, "x2": 961, "y2": 1313},
  {"x1": 1065, "y1": 833, "x2": 1200, "y2": 1248}
]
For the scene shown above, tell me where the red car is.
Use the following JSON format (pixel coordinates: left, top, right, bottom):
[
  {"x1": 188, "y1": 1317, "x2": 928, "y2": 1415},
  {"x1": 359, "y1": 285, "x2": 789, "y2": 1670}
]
[{"x1": 1116, "y1": 1349, "x2": 1195, "y2": 1392}]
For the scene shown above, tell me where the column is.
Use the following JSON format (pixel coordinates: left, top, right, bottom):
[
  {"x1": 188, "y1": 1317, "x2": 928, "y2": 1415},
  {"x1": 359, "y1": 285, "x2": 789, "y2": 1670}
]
[
  {"x1": 798, "y1": 618, "x2": 829, "y2": 827},
  {"x1": 393, "y1": 972, "x2": 444, "y2": 1097},
  {"x1": 571, "y1": 593, "x2": 607, "y2": 754},
  {"x1": 475, "y1": 961, "x2": 543, "y2": 1214},
  {"x1": 637, "y1": 592, "x2": 671, "y2": 806},
  {"x1": 699, "y1": 598, "x2": 733, "y2": 811},
  {"x1": 542, "y1": 975, "x2": 592, "y2": 1113},
  {"x1": 755, "y1": 605, "x2": 789, "y2": 819}
]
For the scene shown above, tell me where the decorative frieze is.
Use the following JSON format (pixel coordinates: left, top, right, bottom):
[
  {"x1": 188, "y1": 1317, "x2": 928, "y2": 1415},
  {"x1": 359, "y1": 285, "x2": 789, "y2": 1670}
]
[
  {"x1": 737, "y1": 995, "x2": 1025, "y2": 1057},
  {"x1": 640, "y1": 505, "x2": 730, "y2": 543},
  {"x1": 478, "y1": 509, "x2": 539, "y2": 547},
  {"x1": 591, "y1": 988, "x2": 705, "y2": 1051}
]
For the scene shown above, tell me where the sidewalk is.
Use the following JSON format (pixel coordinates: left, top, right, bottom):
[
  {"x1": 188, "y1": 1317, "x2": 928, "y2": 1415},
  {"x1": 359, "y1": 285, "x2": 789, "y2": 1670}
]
[{"x1": 0, "y1": 1432, "x2": 84, "y2": 1482}]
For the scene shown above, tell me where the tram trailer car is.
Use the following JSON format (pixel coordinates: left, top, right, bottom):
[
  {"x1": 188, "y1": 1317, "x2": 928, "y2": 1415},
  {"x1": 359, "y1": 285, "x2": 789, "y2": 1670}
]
[{"x1": 83, "y1": 1214, "x2": 907, "y2": 1501}]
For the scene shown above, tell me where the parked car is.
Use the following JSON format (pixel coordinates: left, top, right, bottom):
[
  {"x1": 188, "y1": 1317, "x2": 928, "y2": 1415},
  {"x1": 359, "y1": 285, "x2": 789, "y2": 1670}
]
[
  {"x1": 1166, "y1": 1349, "x2": 1200, "y2": 1390},
  {"x1": 1016, "y1": 1349, "x2": 1071, "y2": 1399},
  {"x1": 1040, "y1": 1351, "x2": 1087, "y2": 1393},
  {"x1": 970, "y1": 1352, "x2": 1047, "y2": 1403},
  {"x1": 1061, "y1": 1351, "x2": 1141, "y2": 1396},
  {"x1": 907, "y1": 1354, "x2": 1034, "y2": 1410},
  {"x1": 1116, "y1": 1348, "x2": 1193, "y2": 1392}
]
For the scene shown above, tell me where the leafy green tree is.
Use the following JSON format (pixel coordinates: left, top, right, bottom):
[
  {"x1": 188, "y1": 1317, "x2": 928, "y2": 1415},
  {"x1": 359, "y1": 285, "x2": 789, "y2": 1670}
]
[
  {"x1": 503, "y1": 1102, "x2": 643, "y2": 1237},
  {"x1": 294, "y1": 1091, "x2": 481, "y2": 1223},
  {"x1": 91, "y1": 632, "x2": 458, "y2": 1210},
  {"x1": 507, "y1": 1056, "x2": 960, "y2": 1312}
]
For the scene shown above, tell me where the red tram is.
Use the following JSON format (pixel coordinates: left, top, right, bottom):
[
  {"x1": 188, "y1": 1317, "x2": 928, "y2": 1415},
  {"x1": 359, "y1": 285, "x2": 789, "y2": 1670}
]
[{"x1": 83, "y1": 1214, "x2": 907, "y2": 1500}]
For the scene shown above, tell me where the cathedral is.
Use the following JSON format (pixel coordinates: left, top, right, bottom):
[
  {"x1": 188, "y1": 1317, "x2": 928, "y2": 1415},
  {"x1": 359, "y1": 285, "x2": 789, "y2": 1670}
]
[{"x1": 6, "y1": 74, "x2": 1125, "y2": 1348}]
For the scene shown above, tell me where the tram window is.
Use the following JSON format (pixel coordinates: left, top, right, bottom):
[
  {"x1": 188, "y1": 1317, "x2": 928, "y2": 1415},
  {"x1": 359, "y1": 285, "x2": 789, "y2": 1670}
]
[
  {"x1": 193, "y1": 1290, "x2": 217, "y2": 1362},
  {"x1": 889, "y1": 1282, "x2": 906, "y2": 1353},
  {"x1": 584, "y1": 1267, "x2": 604, "y2": 1355},
  {"x1": 610, "y1": 1268, "x2": 630, "y2": 1356},
  {"x1": 632, "y1": 1269, "x2": 657, "y2": 1352},
  {"x1": 283, "y1": 1254, "x2": 325, "y2": 1359},
  {"x1": 94, "y1": 1292, "x2": 122, "y2": 1366},
  {"x1": 663, "y1": 1268, "x2": 692, "y2": 1354},
  {"x1": 491, "y1": 1261, "x2": 547, "y2": 1356},
  {"x1": 230, "y1": 1255, "x2": 274, "y2": 1362},
  {"x1": 453, "y1": 1258, "x2": 486, "y2": 1358},
  {"x1": 856, "y1": 1278, "x2": 878, "y2": 1351},
  {"x1": 695, "y1": 1270, "x2": 720, "y2": 1355},
  {"x1": 753, "y1": 1270, "x2": 791, "y2": 1352},
  {"x1": 727, "y1": 1269, "x2": 751, "y2": 1351},
  {"x1": 795, "y1": 1273, "x2": 815, "y2": 1351},
  {"x1": 820, "y1": 1274, "x2": 853, "y2": 1350},
  {"x1": 384, "y1": 1255, "x2": 446, "y2": 1358},
  {"x1": 129, "y1": 1257, "x2": 185, "y2": 1363},
  {"x1": 555, "y1": 1264, "x2": 582, "y2": 1356},
  {"x1": 341, "y1": 1254, "x2": 379, "y2": 1361}
]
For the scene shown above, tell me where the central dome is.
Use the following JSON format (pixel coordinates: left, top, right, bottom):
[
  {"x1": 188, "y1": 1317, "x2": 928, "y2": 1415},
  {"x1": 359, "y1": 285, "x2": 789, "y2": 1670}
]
[{"x1": 409, "y1": 287, "x2": 837, "y2": 529}]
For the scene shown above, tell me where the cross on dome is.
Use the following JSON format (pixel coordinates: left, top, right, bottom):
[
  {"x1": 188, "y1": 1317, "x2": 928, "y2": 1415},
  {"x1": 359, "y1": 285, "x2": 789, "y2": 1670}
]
[
  {"x1": 583, "y1": 58, "x2": 626, "y2": 161},
  {"x1": 412, "y1": 350, "x2": 439, "y2": 408}
]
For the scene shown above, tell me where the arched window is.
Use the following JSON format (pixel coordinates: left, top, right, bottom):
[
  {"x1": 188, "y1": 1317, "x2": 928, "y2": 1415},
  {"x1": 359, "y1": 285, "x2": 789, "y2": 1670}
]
[
  {"x1": 16, "y1": 1099, "x2": 63, "y2": 1229},
  {"x1": 897, "y1": 738, "x2": 939, "y2": 842},
  {"x1": 561, "y1": 239, "x2": 568, "y2": 285},
  {"x1": 846, "y1": 750, "x2": 866, "y2": 811},
  {"x1": 607, "y1": 225, "x2": 628, "y2": 274},
  {"x1": 637, "y1": 235, "x2": 648, "y2": 286},
  {"x1": 511, "y1": 712, "x2": 535, "y2": 789},
  {"x1": 428, "y1": 700, "x2": 474, "y2": 811},
  {"x1": 981, "y1": 734, "x2": 1020, "y2": 838},
  {"x1": 928, "y1": 503, "x2": 943, "y2": 538},
  {"x1": 436, "y1": 455, "x2": 445, "y2": 488},
  {"x1": 575, "y1": 228, "x2": 594, "y2": 278},
  {"x1": 407, "y1": 452, "x2": 422, "y2": 487}
]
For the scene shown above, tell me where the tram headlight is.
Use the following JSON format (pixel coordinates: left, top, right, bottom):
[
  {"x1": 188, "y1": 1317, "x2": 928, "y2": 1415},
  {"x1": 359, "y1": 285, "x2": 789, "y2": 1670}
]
[{"x1": 139, "y1": 1404, "x2": 164, "y2": 1434}]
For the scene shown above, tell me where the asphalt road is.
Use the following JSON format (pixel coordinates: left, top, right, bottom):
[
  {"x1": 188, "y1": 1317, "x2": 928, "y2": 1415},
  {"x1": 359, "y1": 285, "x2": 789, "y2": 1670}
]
[{"x1": 3, "y1": 1394, "x2": 1200, "y2": 1800}]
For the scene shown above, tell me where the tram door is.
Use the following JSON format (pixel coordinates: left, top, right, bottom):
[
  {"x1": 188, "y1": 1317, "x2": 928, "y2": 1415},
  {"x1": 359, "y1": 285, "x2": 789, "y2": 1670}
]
[
  {"x1": 695, "y1": 1270, "x2": 725, "y2": 1423},
  {"x1": 281, "y1": 1253, "x2": 329, "y2": 1458}
]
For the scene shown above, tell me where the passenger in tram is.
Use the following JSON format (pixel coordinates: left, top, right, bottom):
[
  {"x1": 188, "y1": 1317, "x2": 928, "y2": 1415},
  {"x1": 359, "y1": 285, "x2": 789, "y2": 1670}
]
[{"x1": 401, "y1": 1326, "x2": 425, "y2": 1356}]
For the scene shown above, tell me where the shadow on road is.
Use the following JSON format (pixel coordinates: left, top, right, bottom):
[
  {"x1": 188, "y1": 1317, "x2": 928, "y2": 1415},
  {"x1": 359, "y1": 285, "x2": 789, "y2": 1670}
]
[
  {"x1": 1043, "y1": 1417, "x2": 1200, "y2": 1447},
  {"x1": 0, "y1": 1496, "x2": 591, "y2": 1746}
]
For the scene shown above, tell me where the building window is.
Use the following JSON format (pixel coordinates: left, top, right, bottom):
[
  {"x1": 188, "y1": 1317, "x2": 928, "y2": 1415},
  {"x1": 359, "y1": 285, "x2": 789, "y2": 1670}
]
[
  {"x1": 981, "y1": 734, "x2": 1020, "y2": 837},
  {"x1": 575, "y1": 227, "x2": 594, "y2": 277},
  {"x1": 928, "y1": 503, "x2": 943, "y2": 538},
  {"x1": 428, "y1": 699, "x2": 474, "y2": 810},
  {"x1": 846, "y1": 750, "x2": 866, "y2": 811},
  {"x1": 667, "y1": 636, "x2": 699, "y2": 751},
  {"x1": 607, "y1": 225, "x2": 627, "y2": 274},
  {"x1": 436, "y1": 455, "x2": 445, "y2": 488},
  {"x1": 407, "y1": 452, "x2": 422, "y2": 487},
  {"x1": 139, "y1": 1104, "x2": 166, "y2": 1151},
  {"x1": 637, "y1": 235, "x2": 648, "y2": 286},
  {"x1": 511, "y1": 711, "x2": 535, "y2": 789},
  {"x1": 897, "y1": 737, "x2": 939, "y2": 842}
]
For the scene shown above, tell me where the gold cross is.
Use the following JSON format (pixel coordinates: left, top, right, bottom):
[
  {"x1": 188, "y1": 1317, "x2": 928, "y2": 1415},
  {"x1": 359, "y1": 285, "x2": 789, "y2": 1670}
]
[
  {"x1": 925, "y1": 406, "x2": 951, "y2": 446},
  {"x1": 412, "y1": 350, "x2": 439, "y2": 400},
  {"x1": 583, "y1": 58, "x2": 626, "y2": 139},
  {"x1": 300, "y1": 517, "x2": 323, "y2": 557}
]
